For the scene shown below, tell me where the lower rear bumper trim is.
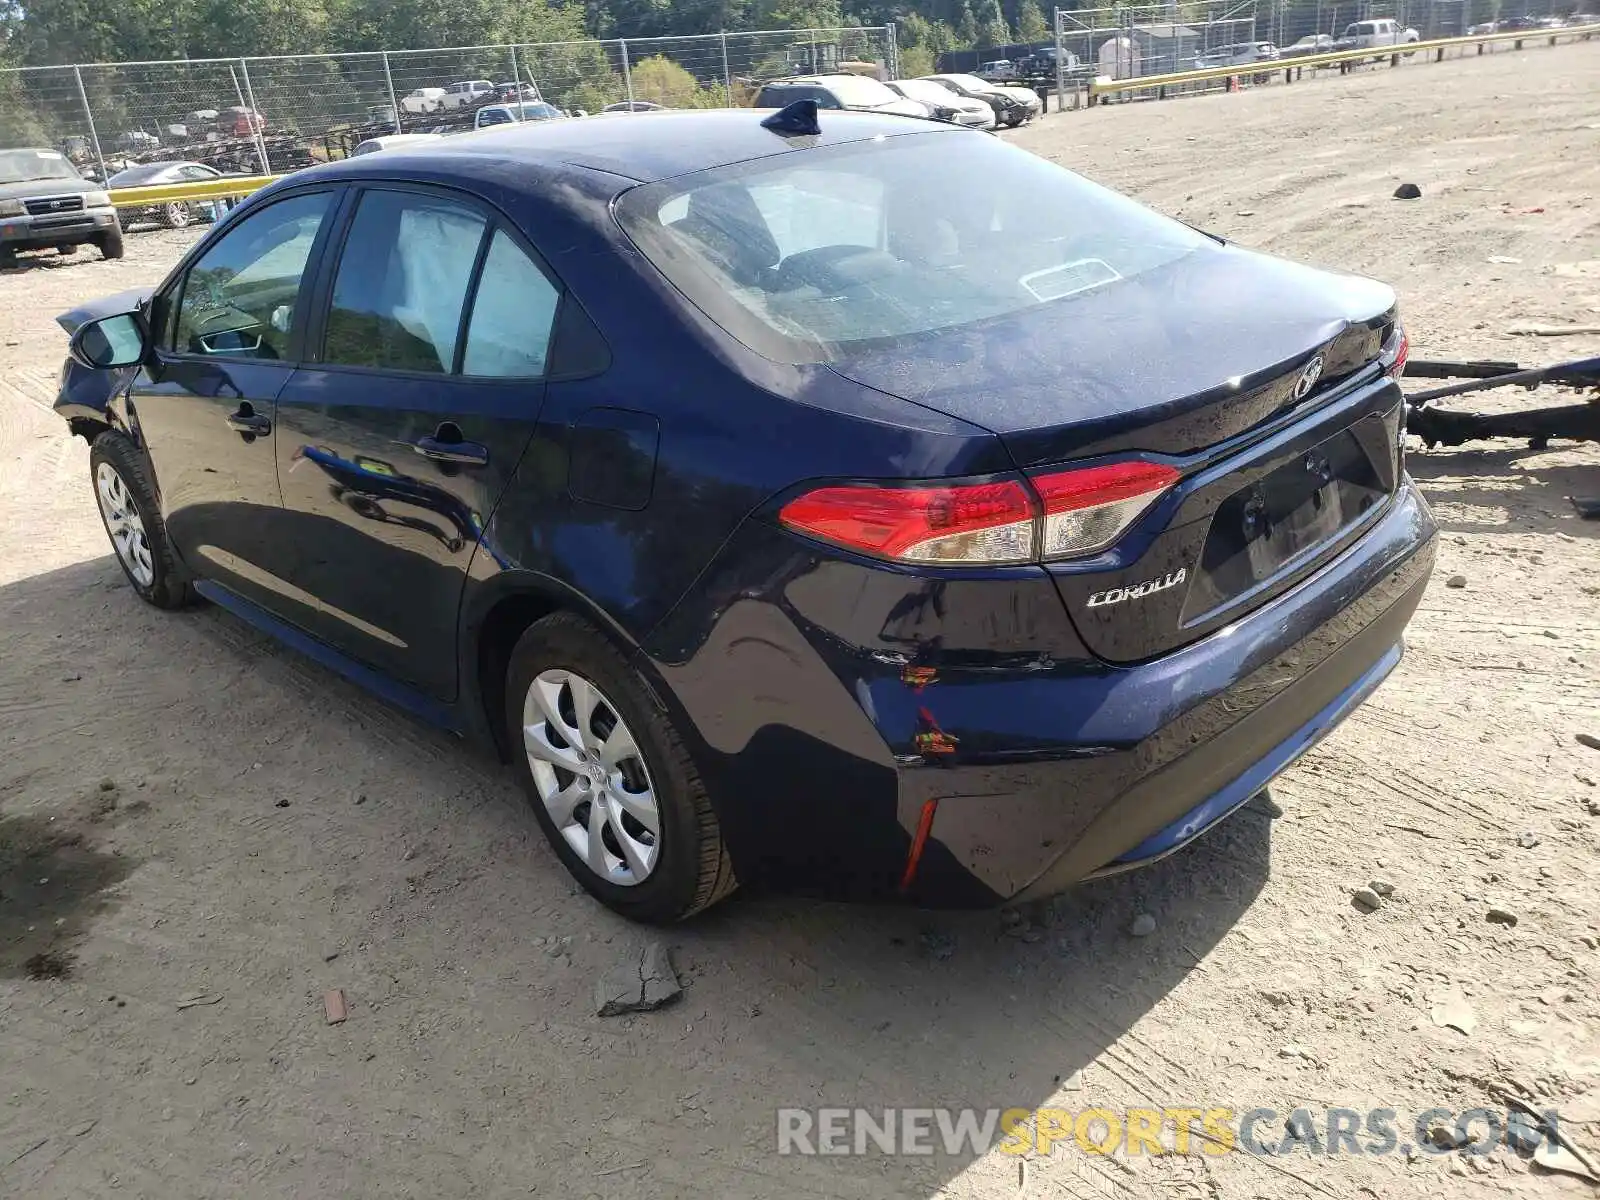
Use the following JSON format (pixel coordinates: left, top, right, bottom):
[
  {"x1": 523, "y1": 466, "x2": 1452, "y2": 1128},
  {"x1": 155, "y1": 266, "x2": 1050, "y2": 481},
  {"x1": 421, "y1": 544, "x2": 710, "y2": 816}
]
[{"x1": 1085, "y1": 639, "x2": 1402, "y2": 878}]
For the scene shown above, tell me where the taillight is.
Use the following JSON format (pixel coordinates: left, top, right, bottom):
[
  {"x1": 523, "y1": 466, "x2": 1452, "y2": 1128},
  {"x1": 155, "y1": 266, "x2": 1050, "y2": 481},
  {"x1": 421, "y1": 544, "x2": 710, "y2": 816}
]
[
  {"x1": 778, "y1": 478, "x2": 1036, "y2": 565},
  {"x1": 1383, "y1": 326, "x2": 1409, "y2": 380},
  {"x1": 778, "y1": 458, "x2": 1180, "y2": 566},
  {"x1": 1030, "y1": 460, "x2": 1180, "y2": 559}
]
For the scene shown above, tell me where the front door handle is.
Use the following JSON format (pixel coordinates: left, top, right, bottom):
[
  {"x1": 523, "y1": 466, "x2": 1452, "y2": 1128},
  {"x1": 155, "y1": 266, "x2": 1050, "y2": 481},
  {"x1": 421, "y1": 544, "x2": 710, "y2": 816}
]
[
  {"x1": 412, "y1": 435, "x2": 489, "y2": 467},
  {"x1": 226, "y1": 407, "x2": 271, "y2": 436}
]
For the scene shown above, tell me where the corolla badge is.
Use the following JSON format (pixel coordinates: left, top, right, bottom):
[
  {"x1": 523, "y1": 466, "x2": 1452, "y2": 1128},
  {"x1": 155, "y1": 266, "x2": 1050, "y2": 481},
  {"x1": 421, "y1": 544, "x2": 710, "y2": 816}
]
[
  {"x1": 1293, "y1": 354, "x2": 1326, "y2": 401},
  {"x1": 1086, "y1": 567, "x2": 1187, "y2": 609}
]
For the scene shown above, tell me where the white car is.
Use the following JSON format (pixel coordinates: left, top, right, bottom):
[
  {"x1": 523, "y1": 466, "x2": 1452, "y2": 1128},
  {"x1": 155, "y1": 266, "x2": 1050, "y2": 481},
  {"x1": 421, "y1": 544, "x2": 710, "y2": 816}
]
[
  {"x1": 472, "y1": 101, "x2": 568, "y2": 129},
  {"x1": 753, "y1": 76, "x2": 931, "y2": 119},
  {"x1": 975, "y1": 59, "x2": 1016, "y2": 81},
  {"x1": 400, "y1": 88, "x2": 446, "y2": 115},
  {"x1": 920, "y1": 74, "x2": 1041, "y2": 127},
  {"x1": 440, "y1": 80, "x2": 497, "y2": 110},
  {"x1": 351, "y1": 133, "x2": 443, "y2": 157},
  {"x1": 885, "y1": 79, "x2": 996, "y2": 128},
  {"x1": 1338, "y1": 19, "x2": 1420, "y2": 50}
]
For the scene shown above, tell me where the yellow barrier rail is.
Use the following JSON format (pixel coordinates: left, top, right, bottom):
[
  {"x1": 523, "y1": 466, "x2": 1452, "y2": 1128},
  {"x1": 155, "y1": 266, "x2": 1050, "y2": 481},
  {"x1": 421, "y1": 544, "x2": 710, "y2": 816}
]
[
  {"x1": 1088, "y1": 22, "x2": 1600, "y2": 100},
  {"x1": 109, "y1": 173, "x2": 281, "y2": 209}
]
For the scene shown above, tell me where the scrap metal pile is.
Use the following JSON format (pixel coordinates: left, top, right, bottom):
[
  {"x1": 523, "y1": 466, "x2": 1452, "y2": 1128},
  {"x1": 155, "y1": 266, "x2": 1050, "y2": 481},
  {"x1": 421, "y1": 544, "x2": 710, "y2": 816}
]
[{"x1": 1406, "y1": 352, "x2": 1600, "y2": 516}]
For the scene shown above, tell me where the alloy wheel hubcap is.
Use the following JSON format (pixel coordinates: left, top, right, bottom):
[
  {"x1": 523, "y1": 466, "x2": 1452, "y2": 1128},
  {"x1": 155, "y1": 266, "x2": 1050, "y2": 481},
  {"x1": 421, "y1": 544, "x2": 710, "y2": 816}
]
[
  {"x1": 95, "y1": 462, "x2": 155, "y2": 588},
  {"x1": 522, "y1": 668, "x2": 659, "y2": 886}
]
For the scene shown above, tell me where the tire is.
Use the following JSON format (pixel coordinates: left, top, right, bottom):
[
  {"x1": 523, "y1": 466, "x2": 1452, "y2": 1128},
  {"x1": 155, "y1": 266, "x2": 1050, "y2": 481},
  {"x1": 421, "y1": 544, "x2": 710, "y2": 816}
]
[
  {"x1": 57, "y1": 244, "x2": 78, "y2": 255},
  {"x1": 97, "y1": 226, "x2": 125, "y2": 260},
  {"x1": 505, "y1": 612, "x2": 736, "y2": 923},
  {"x1": 161, "y1": 202, "x2": 192, "y2": 228},
  {"x1": 89, "y1": 432, "x2": 195, "y2": 609}
]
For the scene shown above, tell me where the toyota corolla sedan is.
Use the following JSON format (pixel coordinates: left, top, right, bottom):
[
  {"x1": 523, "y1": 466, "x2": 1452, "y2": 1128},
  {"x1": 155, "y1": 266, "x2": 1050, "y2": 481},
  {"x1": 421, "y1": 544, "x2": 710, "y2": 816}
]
[{"x1": 55, "y1": 104, "x2": 1435, "y2": 923}]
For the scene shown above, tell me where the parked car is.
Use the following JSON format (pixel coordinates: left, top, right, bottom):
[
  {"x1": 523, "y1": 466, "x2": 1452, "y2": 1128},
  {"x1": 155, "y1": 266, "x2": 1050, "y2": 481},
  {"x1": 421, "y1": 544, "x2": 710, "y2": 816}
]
[
  {"x1": 104, "y1": 161, "x2": 228, "y2": 229},
  {"x1": 753, "y1": 76, "x2": 930, "y2": 118},
  {"x1": 1336, "y1": 18, "x2": 1421, "y2": 51},
  {"x1": 1494, "y1": 14, "x2": 1543, "y2": 30},
  {"x1": 473, "y1": 101, "x2": 567, "y2": 129},
  {"x1": 601, "y1": 101, "x2": 667, "y2": 112},
  {"x1": 495, "y1": 82, "x2": 540, "y2": 102},
  {"x1": 0, "y1": 147, "x2": 122, "y2": 262},
  {"x1": 218, "y1": 107, "x2": 265, "y2": 137},
  {"x1": 441, "y1": 80, "x2": 497, "y2": 110},
  {"x1": 1194, "y1": 41, "x2": 1281, "y2": 69},
  {"x1": 113, "y1": 130, "x2": 161, "y2": 153},
  {"x1": 366, "y1": 104, "x2": 399, "y2": 127},
  {"x1": 1566, "y1": 13, "x2": 1600, "y2": 26},
  {"x1": 885, "y1": 78, "x2": 996, "y2": 128},
  {"x1": 920, "y1": 73, "x2": 1042, "y2": 126},
  {"x1": 975, "y1": 59, "x2": 1018, "y2": 81},
  {"x1": 401, "y1": 88, "x2": 448, "y2": 115},
  {"x1": 1020, "y1": 47, "x2": 1086, "y2": 78},
  {"x1": 1280, "y1": 33, "x2": 1338, "y2": 58},
  {"x1": 54, "y1": 108, "x2": 1434, "y2": 922},
  {"x1": 351, "y1": 133, "x2": 443, "y2": 156}
]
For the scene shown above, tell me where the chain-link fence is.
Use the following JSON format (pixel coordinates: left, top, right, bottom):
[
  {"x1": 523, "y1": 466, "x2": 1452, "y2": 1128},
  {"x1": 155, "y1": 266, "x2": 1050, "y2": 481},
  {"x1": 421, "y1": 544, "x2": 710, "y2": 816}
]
[
  {"x1": 1053, "y1": 0, "x2": 1584, "y2": 104},
  {"x1": 1054, "y1": 4, "x2": 1259, "y2": 95},
  {"x1": 0, "y1": 26, "x2": 895, "y2": 182}
]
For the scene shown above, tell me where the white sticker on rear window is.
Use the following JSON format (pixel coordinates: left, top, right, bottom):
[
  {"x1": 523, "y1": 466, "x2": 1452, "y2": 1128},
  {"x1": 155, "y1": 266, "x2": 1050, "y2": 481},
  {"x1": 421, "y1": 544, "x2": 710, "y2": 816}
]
[{"x1": 36, "y1": 150, "x2": 64, "y2": 159}]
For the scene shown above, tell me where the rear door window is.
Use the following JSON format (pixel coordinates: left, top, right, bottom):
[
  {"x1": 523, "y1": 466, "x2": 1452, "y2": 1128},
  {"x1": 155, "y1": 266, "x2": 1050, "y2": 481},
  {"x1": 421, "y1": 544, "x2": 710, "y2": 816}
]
[
  {"x1": 461, "y1": 229, "x2": 560, "y2": 377},
  {"x1": 321, "y1": 189, "x2": 487, "y2": 374}
]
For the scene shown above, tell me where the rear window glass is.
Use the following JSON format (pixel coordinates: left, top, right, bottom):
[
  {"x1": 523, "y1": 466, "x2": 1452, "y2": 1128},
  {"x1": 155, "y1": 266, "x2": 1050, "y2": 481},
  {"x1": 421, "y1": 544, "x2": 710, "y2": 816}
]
[{"x1": 616, "y1": 131, "x2": 1207, "y2": 364}]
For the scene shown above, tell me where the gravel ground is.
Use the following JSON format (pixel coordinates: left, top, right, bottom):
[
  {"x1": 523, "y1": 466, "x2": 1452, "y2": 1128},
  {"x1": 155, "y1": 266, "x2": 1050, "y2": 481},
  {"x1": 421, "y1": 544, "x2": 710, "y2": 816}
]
[{"x1": 1, "y1": 42, "x2": 1597, "y2": 1200}]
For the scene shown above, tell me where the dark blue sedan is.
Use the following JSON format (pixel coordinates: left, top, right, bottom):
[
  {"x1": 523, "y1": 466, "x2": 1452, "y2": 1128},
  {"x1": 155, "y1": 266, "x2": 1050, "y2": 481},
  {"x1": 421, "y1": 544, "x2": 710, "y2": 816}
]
[{"x1": 55, "y1": 105, "x2": 1436, "y2": 922}]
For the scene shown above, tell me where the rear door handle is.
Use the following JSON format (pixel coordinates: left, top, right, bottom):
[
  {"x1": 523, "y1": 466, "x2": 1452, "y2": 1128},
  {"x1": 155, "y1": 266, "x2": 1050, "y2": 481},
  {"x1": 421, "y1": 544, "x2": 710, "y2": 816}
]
[
  {"x1": 226, "y1": 409, "x2": 271, "y2": 436},
  {"x1": 412, "y1": 435, "x2": 489, "y2": 467}
]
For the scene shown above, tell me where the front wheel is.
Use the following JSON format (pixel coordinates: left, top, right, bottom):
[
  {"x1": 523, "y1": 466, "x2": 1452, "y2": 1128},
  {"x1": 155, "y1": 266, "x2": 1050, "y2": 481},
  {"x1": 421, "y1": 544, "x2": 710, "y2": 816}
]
[
  {"x1": 506, "y1": 612, "x2": 736, "y2": 923},
  {"x1": 90, "y1": 433, "x2": 195, "y2": 608},
  {"x1": 96, "y1": 226, "x2": 125, "y2": 260}
]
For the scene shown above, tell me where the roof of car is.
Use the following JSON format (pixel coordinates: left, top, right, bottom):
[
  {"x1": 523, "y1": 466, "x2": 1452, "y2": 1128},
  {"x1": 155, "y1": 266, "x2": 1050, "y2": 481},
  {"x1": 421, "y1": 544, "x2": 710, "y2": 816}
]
[{"x1": 301, "y1": 107, "x2": 953, "y2": 186}]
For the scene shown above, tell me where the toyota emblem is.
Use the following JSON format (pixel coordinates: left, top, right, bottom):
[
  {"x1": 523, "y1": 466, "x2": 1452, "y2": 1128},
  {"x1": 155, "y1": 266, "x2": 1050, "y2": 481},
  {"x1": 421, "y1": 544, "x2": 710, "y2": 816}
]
[{"x1": 1294, "y1": 354, "x2": 1325, "y2": 401}]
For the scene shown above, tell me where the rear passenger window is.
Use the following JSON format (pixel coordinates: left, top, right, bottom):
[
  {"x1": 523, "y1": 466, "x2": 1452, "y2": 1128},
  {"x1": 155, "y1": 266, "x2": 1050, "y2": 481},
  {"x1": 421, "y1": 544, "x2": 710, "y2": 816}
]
[
  {"x1": 462, "y1": 230, "x2": 560, "y2": 378},
  {"x1": 322, "y1": 190, "x2": 486, "y2": 374}
]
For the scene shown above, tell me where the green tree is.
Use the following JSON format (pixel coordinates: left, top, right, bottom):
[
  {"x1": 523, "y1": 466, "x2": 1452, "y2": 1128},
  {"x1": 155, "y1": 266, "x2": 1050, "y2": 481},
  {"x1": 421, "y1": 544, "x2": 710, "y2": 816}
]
[
  {"x1": 974, "y1": 0, "x2": 1009, "y2": 47},
  {"x1": 629, "y1": 53, "x2": 723, "y2": 104},
  {"x1": 897, "y1": 44, "x2": 934, "y2": 74},
  {"x1": 1015, "y1": 0, "x2": 1048, "y2": 43}
]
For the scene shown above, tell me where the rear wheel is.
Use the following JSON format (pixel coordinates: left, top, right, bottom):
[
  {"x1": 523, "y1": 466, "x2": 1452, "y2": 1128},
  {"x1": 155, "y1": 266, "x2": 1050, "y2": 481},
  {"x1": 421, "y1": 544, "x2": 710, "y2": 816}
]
[
  {"x1": 506, "y1": 612, "x2": 736, "y2": 923},
  {"x1": 89, "y1": 432, "x2": 194, "y2": 609},
  {"x1": 160, "y1": 202, "x2": 193, "y2": 228},
  {"x1": 57, "y1": 244, "x2": 78, "y2": 256}
]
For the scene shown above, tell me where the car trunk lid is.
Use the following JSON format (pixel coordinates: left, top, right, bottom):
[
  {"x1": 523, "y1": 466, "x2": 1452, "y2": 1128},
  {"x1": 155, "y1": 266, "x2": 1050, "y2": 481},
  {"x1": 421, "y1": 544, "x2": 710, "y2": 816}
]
[{"x1": 826, "y1": 245, "x2": 1402, "y2": 661}]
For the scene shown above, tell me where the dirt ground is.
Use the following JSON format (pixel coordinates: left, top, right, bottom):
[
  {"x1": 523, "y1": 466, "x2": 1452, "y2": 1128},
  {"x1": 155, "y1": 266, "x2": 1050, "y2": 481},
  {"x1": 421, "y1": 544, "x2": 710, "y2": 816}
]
[{"x1": 2, "y1": 42, "x2": 1598, "y2": 1200}]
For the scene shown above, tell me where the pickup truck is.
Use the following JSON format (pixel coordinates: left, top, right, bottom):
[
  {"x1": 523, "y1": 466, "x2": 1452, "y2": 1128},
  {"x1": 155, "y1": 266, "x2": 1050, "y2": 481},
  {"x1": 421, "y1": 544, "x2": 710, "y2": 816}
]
[
  {"x1": 1336, "y1": 19, "x2": 1421, "y2": 52},
  {"x1": 0, "y1": 147, "x2": 123, "y2": 264}
]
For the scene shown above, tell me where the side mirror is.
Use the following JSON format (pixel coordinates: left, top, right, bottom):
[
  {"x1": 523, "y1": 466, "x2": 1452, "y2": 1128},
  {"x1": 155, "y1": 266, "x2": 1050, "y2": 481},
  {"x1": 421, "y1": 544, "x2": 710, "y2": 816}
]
[{"x1": 69, "y1": 312, "x2": 147, "y2": 369}]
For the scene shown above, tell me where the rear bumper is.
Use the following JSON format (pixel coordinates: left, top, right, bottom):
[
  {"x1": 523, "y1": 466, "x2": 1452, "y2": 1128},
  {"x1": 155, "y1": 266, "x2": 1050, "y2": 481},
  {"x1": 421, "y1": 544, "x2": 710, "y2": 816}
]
[
  {"x1": 926, "y1": 479, "x2": 1436, "y2": 904},
  {"x1": 655, "y1": 476, "x2": 1435, "y2": 905}
]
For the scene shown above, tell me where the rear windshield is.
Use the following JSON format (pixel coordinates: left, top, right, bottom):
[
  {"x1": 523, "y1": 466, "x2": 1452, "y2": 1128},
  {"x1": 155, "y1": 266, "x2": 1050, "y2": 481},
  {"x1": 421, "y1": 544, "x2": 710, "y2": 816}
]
[
  {"x1": 0, "y1": 148, "x2": 82, "y2": 184},
  {"x1": 615, "y1": 130, "x2": 1207, "y2": 364}
]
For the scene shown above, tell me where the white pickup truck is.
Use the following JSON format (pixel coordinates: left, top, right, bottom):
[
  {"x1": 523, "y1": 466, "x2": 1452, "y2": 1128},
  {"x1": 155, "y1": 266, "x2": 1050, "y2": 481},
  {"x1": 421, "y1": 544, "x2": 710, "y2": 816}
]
[{"x1": 1337, "y1": 18, "x2": 1421, "y2": 51}]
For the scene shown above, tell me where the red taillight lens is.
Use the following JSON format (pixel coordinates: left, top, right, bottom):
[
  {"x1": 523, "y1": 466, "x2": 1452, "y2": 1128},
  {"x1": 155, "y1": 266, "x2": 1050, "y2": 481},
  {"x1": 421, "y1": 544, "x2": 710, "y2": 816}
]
[
  {"x1": 1384, "y1": 327, "x2": 1409, "y2": 380},
  {"x1": 778, "y1": 478, "x2": 1036, "y2": 565},
  {"x1": 1030, "y1": 460, "x2": 1180, "y2": 559}
]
